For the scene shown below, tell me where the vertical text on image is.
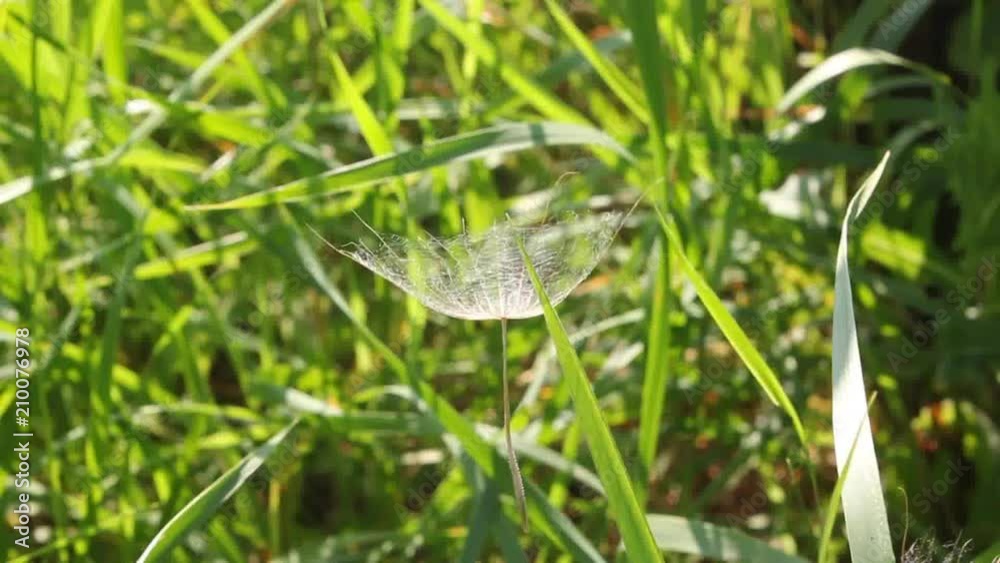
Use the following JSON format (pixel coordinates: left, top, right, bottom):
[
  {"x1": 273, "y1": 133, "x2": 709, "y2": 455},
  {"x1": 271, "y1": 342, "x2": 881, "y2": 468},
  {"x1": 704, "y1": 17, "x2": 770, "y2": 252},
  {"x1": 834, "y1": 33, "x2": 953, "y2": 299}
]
[{"x1": 12, "y1": 327, "x2": 34, "y2": 549}]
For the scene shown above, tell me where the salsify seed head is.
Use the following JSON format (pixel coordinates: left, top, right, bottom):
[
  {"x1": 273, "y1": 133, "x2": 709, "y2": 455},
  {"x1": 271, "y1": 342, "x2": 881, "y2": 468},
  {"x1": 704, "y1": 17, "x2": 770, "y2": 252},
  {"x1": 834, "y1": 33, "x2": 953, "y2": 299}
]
[{"x1": 328, "y1": 210, "x2": 624, "y2": 321}]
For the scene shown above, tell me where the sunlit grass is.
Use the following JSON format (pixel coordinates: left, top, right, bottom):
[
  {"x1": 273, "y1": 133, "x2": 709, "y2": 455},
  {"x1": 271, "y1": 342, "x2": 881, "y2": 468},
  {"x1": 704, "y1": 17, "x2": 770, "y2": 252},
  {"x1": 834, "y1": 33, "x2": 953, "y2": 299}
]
[{"x1": 1, "y1": 0, "x2": 997, "y2": 562}]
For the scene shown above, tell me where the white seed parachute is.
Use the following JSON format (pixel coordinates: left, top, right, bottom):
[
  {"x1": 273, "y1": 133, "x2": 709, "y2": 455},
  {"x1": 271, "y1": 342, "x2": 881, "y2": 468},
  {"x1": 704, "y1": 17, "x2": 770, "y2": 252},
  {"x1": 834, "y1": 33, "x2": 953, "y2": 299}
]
[
  {"x1": 332, "y1": 210, "x2": 624, "y2": 320},
  {"x1": 310, "y1": 207, "x2": 630, "y2": 528}
]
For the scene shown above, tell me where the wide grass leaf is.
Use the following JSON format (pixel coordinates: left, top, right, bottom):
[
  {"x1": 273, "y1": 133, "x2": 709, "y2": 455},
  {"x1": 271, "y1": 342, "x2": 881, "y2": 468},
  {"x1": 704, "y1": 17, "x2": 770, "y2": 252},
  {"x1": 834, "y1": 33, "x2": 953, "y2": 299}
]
[
  {"x1": 137, "y1": 418, "x2": 300, "y2": 563},
  {"x1": 187, "y1": 122, "x2": 632, "y2": 210},
  {"x1": 818, "y1": 394, "x2": 879, "y2": 563},
  {"x1": 831, "y1": 151, "x2": 894, "y2": 563},
  {"x1": 645, "y1": 514, "x2": 810, "y2": 563},
  {"x1": 519, "y1": 240, "x2": 663, "y2": 563}
]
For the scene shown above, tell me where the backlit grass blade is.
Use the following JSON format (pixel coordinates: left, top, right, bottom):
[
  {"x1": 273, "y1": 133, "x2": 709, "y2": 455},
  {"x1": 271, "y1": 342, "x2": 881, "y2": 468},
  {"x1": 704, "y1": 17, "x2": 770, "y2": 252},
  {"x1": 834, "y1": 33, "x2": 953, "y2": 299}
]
[
  {"x1": 329, "y1": 51, "x2": 393, "y2": 155},
  {"x1": 543, "y1": 0, "x2": 649, "y2": 123},
  {"x1": 183, "y1": 0, "x2": 276, "y2": 104},
  {"x1": 137, "y1": 419, "x2": 300, "y2": 563},
  {"x1": 831, "y1": 151, "x2": 894, "y2": 563},
  {"x1": 187, "y1": 122, "x2": 633, "y2": 210},
  {"x1": 644, "y1": 514, "x2": 810, "y2": 563},
  {"x1": 102, "y1": 0, "x2": 127, "y2": 104},
  {"x1": 818, "y1": 394, "x2": 879, "y2": 563},
  {"x1": 80, "y1": 232, "x2": 259, "y2": 288},
  {"x1": 519, "y1": 240, "x2": 663, "y2": 563},
  {"x1": 654, "y1": 206, "x2": 807, "y2": 447},
  {"x1": 777, "y1": 48, "x2": 948, "y2": 113}
]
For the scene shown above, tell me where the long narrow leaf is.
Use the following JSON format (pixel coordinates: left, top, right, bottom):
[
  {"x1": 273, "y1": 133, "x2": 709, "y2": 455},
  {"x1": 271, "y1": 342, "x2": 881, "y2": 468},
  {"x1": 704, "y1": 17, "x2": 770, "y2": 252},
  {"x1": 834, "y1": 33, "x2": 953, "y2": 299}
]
[
  {"x1": 831, "y1": 151, "x2": 894, "y2": 563},
  {"x1": 818, "y1": 394, "x2": 880, "y2": 563},
  {"x1": 137, "y1": 419, "x2": 300, "y2": 563},
  {"x1": 188, "y1": 122, "x2": 633, "y2": 210},
  {"x1": 655, "y1": 207, "x2": 807, "y2": 446},
  {"x1": 622, "y1": 0, "x2": 673, "y2": 503},
  {"x1": 543, "y1": 0, "x2": 649, "y2": 123},
  {"x1": 520, "y1": 240, "x2": 663, "y2": 563}
]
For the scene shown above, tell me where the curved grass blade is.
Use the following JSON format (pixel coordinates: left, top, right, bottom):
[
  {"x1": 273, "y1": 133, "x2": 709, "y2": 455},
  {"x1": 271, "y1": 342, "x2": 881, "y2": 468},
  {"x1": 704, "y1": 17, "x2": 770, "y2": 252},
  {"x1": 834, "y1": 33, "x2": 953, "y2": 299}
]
[
  {"x1": 137, "y1": 418, "x2": 300, "y2": 563},
  {"x1": 654, "y1": 206, "x2": 807, "y2": 447},
  {"x1": 79, "y1": 232, "x2": 259, "y2": 288},
  {"x1": 644, "y1": 514, "x2": 810, "y2": 563},
  {"x1": 831, "y1": 151, "x2": 894, "y2": 563},
  {"x1": 777, "y1": 48, "x2": 948, "y2": 114},
  {"x1": 519, "y1": 239, "x2": 663, "y2": 563},
  {"x1": 187, "y1": 122, "x2": 633, "y2": 210}
]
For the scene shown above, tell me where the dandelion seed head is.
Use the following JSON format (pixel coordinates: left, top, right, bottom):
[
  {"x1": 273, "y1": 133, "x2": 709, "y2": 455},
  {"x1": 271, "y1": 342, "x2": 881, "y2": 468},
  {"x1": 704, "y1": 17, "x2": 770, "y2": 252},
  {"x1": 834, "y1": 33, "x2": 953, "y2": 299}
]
[{"x1": 338, "y1": 211, "x2": 624, "y2": 320}]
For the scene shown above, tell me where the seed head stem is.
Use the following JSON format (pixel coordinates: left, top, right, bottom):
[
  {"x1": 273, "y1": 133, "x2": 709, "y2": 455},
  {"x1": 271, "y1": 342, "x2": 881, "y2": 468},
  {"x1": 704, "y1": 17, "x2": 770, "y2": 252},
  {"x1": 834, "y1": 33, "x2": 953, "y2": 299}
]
[{"x1": 501, "y1": 317, "x2": 527, "y2": 529}]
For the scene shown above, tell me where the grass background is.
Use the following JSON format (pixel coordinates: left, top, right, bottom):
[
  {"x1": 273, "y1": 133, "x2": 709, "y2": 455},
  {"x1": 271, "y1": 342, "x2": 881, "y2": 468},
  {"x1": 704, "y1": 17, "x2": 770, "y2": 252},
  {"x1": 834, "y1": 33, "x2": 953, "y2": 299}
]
[{"x1": 1, "y1": 0, "x2": 998, "y2": 561}]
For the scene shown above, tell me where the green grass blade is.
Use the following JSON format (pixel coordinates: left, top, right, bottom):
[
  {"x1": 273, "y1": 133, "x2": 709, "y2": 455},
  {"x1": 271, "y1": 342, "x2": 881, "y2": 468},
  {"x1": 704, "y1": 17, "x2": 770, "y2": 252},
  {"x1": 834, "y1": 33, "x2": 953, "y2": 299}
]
[
  {"x1": 621, "y1": 0, "x2": 669, "y2": 178},
  {"x1": 102, "y1": 0, "x2": 127, "y2": 104},
  {"x1": 777, "y1": 48, "x2": 948, "y2": 113},
  {"x1": 543, "y1": 0, "x2": 650, "y2": 123},
  {"x1": 519, "y1": 240, "x2": 663, "y2": 563},
  {"x1": 622, "y1": 0, "x2": 673, "y2": 502},
  {"x1": 183, "y1": 0, "x2": 276, "y2": 104},
  {"x1": 831, "y1": 151, "x2": 894, "y2": 563},
  {"x1": 644, "y1": 514, "x2": 810, "y2": 563},
  {"x1": 187, "y1": 122, "x2": 633, "y2": 210},
  {"x1": 418, "y1": 0, "x2": 589, "y2": 124},
  {"x1": 0, "y1": 0, "x2": 291, "y2": 206},
  {"x1": 136, "y1": 419, "x2": 300, "y2": 563},
  {"x1": 329, "y1": 51, "x2": 393, "y2": 155},
  {"x1": 655, "y1": 206, "x2": 807, "y2": 447}
]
